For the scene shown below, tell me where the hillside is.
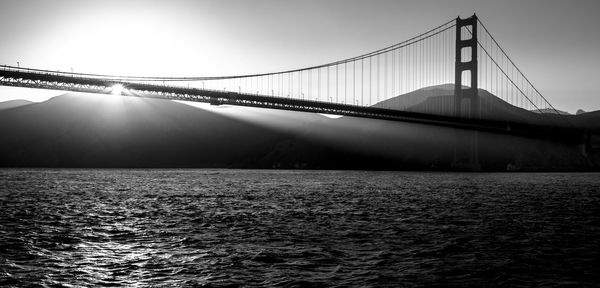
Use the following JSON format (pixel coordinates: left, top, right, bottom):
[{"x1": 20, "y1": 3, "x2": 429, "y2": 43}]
[
  {"x1": 0, "y1": 99, "x2": 32, "y2": 110},
  {"x1": 0, "y1": 90, "x2": 597, "y2": 170},
  {"x1": 532, "y1": 108, "x2": 570, "y2": 115},
  {"x1": 0, "y1": 94, "x2": 297, "y2": 167},
  {"x1": 0, "y1": 93, "x2": 444, "y2": 169},
  {"x1": 374, "y1": 84, "x2": 574, "y2": 126}
]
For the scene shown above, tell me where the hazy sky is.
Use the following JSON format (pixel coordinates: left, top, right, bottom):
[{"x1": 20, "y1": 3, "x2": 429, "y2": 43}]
[{"x1": 0, "y1": 0, "x2": 598, "y2": 112}]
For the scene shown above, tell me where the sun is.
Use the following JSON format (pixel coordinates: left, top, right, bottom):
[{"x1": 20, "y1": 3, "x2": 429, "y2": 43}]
[{"x1": 110, "y1": 84, "x2": 125, "y2": 95}]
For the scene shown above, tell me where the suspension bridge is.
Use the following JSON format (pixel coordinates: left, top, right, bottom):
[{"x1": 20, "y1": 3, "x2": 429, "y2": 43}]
[{"x1": 0, "y1": 14, "x2": 590, "y2": 170}]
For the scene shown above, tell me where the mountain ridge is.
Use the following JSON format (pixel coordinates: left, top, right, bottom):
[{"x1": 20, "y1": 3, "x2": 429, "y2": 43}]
[
  {"x1": 0, "y1": 89, "x2": 598, "y2": 170},
  {"x1": 0, "y1": 99, "x2": 33, "y2": 111}
]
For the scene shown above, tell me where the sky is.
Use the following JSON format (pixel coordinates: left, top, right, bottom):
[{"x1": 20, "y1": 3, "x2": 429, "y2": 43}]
[{"x1": 0, "y1": 0, "x2": 599, "y2": 112}]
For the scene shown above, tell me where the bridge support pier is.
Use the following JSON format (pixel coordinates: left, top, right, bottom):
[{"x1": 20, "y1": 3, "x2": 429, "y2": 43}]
[{"x1": 452, "y1": 14, "x2": 481, "y2": 171}]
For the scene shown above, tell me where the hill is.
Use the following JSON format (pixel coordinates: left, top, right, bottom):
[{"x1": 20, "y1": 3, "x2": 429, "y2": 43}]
[
  {"x1": 374, "y1": 84, "x2": 600, "y2": 128},
  {"x1": 0, "y1": 99, "x2": 33, "y2": 110},
  {"x1": 0, "y1": 93, "x2": 443, "y2": 169},
  {"x1": 532, "y1": 108, "x2": 570, "y2": 115},
  {"x1": 0, "y1": 94, "x2": 297, "y2": 167},
  {"x1": 0, "y1": 90, "x2": 597, "y2": 170}
]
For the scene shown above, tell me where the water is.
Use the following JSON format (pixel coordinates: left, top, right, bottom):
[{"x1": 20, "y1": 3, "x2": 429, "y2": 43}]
[{"x1": 1, "y1": 169, "x2": 599, "y2": 287}]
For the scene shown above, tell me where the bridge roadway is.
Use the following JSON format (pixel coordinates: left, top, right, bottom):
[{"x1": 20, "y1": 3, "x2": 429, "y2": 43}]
[{"x1": 0, "y1": 69, "x2": 585, "y2": 142}]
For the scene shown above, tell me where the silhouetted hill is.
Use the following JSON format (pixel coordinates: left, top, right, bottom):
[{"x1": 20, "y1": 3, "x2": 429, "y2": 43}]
[
  {"x1": 569, "y1": 110, "x2": 600, "y2": 130},
  {"x1": 0, "y1": 99, "x2": 32, "y2": 110},
  {"x1": 0, "y1": 93, "x2": 437, "y2": 169},
  {"x1": 0, "y1": 91, "x2": 597, "y2": 170},
  {"x1": 374, "y1": 84, "x2": 568, "y2": 125},
  {"x1": 532, "y1": 108, "x2": 570, "y2": 115},
  {"x1": 373, "y1": 84, "x2": 456, "y2": 112},
  {"x1": 0, "y1": 94, "x2": 297, "y2": 167}
]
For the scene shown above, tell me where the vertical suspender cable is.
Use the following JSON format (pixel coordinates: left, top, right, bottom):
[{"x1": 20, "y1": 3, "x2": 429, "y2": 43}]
[
  {"x1": 369, "y1": 57, "x2": 372, "y2": 105},
  {"x1": 336, "y1": 64, "x2": 339, "y2": 103},
  {"x1": 377, "y1": 55, "x2": 380, "y2": 103},
  {"x1": 384, "y1": 52, "x2": 388, "y2": 101},
  {"x1": 318, "y1": 68, "x2": 321, "y2": 102}
]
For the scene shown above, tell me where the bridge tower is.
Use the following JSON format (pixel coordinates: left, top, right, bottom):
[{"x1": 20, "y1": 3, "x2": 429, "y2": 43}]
[{"x1": 453, "y1": 14, "x2": 481, "y2": 171}]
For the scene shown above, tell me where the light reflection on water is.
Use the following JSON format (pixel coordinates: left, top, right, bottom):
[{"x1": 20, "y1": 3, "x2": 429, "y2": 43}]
[{"x1": 0, "y1": 169, "x2": 599, "y2": 287}]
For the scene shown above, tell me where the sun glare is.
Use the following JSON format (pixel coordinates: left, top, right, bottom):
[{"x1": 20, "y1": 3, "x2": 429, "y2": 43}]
[
  {"x1": 319, "y1": 113, "x2": 344, "y2": 119},
  {"x1": 34, "y1": 7, "x2": 223, "y2": 77},
  {"x1": 111, "y1": 84, "x2": 124, "y2": 95}
]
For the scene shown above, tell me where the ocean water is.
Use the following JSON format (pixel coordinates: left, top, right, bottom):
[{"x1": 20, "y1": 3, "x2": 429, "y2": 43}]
[{"x1": 0, "y1": 169, "x2": 598, "y2": 287}]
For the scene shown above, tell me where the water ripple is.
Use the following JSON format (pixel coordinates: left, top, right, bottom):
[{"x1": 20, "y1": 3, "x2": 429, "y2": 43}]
[{"x1": 1, "y1": 169, "x2": 599, "y2": 287}]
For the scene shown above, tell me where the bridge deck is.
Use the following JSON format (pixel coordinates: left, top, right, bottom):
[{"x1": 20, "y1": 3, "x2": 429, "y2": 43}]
[{"x1": 0, "y1": 69, "x2": 584, "y2": 142}]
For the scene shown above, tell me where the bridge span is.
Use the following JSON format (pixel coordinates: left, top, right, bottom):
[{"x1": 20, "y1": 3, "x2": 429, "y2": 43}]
[{"x1": 0, "y1": 67, "x2": 582, "y2": 142}]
